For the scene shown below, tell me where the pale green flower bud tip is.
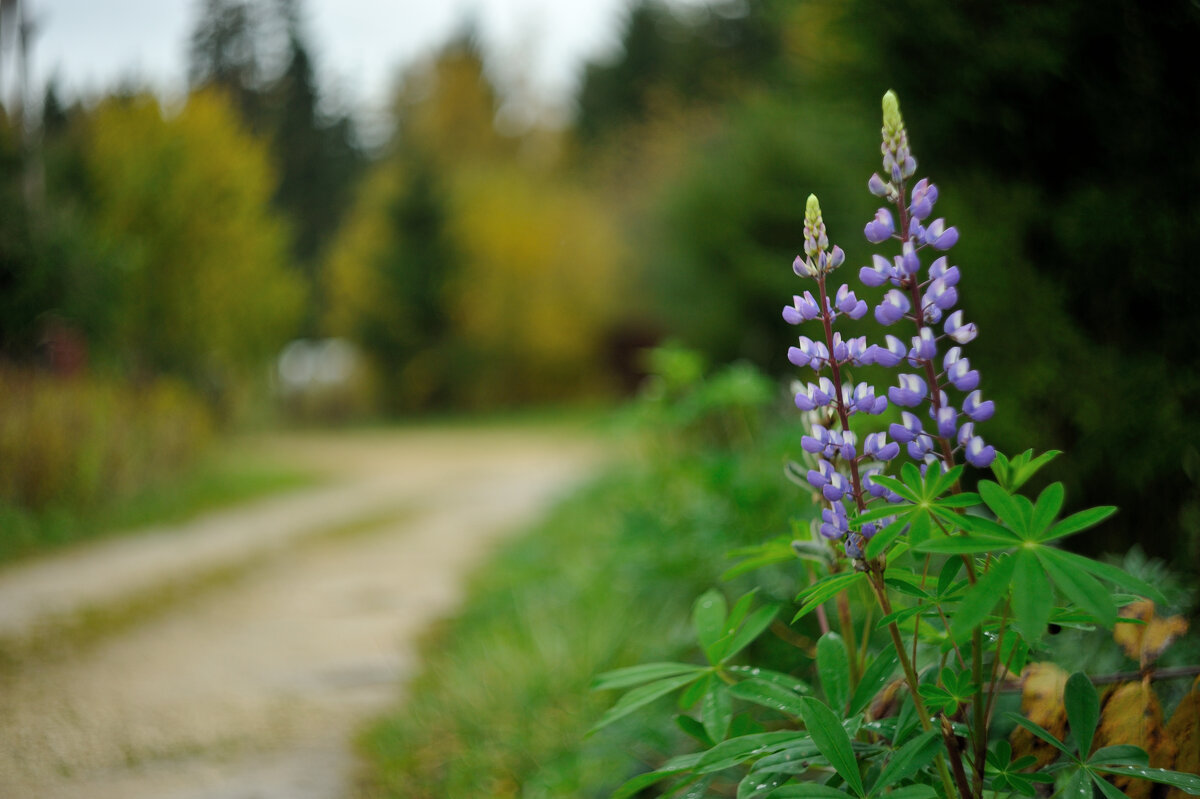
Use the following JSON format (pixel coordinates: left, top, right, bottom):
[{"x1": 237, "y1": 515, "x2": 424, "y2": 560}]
[
  {"x1": 805, "y1": 193, "x2": 821, "y2": 222},
  {"x1": 882, "y1": 90, "x2": 903, "y2": 134}
]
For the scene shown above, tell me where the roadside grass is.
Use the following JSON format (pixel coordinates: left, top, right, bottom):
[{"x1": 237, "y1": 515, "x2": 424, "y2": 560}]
[
  {"x1": 357, "y1": 413, "x2": 813, "y2": 798},
  {"x1": 0, "y1": 442, "x2": 318, "y2": 566}
]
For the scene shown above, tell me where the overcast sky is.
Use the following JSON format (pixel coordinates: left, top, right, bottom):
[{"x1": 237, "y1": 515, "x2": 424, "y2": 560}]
[{"x1": 16, "y1": 0, "x2": 660, "y2": 125}]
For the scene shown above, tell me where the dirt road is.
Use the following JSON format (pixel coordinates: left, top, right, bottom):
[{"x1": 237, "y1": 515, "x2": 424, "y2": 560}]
[{"x1": 0, "y1": 426, "x2": 607, "y2": 798}]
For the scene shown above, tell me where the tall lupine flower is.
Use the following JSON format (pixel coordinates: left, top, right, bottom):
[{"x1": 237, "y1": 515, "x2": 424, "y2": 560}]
[
  {"x1": 860, "y1": 91, "x2": 995, "y2": 471},
  {"x1": 783, "y1": 195, "x2": 900, "y2": 558}
]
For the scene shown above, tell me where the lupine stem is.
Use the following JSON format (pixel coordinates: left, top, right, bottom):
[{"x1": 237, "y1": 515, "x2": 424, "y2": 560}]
[
  {"x1": 815, "y1": 271, "x2": 864, "y2": 689},
  {"x1": 868, "y1": 572, "x2": 964, "y2": 799}
]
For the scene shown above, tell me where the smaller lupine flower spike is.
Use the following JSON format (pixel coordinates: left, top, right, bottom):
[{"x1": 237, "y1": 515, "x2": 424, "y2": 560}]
[
  {"x1": 864, "y1": 208, "x2": 895, "y2": 243},
  {"x1": 945, "y1": 310, "x2": 978, "y2": 343},
  {"x1": 834, "y1": 284, "x2": 868, "y2": 319},
  {"x1": 963, "y1": 389, "x2": 995, "y2": 421},
  {"x1": 875, "y1": 289, "x2": 910, "y2": 325},
  {"x1": 881, "y1": 90, "x2": 917, "y2": 181},
  {"x1": 889, "y1": 373, "x2": 927, "y2": 407},
  {"x1": 965, "y1": 435, "x2": 996, "y2": 468},
  {"x1": 801, "y1": 194, "x2": 846, "y2": 277}
]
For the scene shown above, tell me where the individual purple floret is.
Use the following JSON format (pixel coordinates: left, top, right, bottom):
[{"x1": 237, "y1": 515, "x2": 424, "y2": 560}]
[
  {"x1": 864, "y1": 209, "x2": 895, "y2": 243},
  {"x1": 889, "y1": 374, "x2": 927, "y2": 407},
  {"x1": 963, "y1": 390, "x2": 995, "y2": 422},
  {"x1": 875, "y1": 289, "x2": 910, "y2": 325},
  {"x1": 944, "y1": 310, "x2": 977, "y2": 344}
]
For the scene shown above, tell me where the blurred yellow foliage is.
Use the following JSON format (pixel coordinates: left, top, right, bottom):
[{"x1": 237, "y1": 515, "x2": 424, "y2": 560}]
[
  {"x1": 1166, "y1": 677, "x2": 1200, "y2": 799},
  {"x1": 84, "y1": 90, "x2": 303, "y2": 387},
  {"x1": 1096, "y1": 681, "x2": 1178, "y2": 799},
  {"x1": 1010, "y1": 662, "x2": 1068, "y2": 769},
  {"x1": 448, "y1": 164, "x2": 625, "y2": 404},
  {"x1": 1114, "y1": 600, "x2": 1190, "y2": 669}
]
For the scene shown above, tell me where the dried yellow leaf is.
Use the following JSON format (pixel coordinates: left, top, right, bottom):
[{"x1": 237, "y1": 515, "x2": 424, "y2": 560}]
[
  {"x1": 1114, "y1": 600, "x2": 1189, "y2": 668},
  {"x1": 1010, "y1": 662, "x2": 1068, "y2": 769},
  {"x1": 1096, "y1": 681, "x2": 1178, "y2": 799},
  {"x1": 1165, "y1": 676, "x2": 1200, "y2": 799}
]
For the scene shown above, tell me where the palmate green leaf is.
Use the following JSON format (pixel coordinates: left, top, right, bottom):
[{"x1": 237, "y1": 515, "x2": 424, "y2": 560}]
[
  {"x1": 978, "y1": 480, "x2": 1025, "y2": 531},
  {"x1": 849, "y1": 648, "x2": 900, "y2": 716},
  {"x1": 695, "y1": 590, "x2": 729, "y2": 664},
  {"x1": 694, "y1": 731, "x2": 807, "y2": 774},
  {"x1": 913, "y1": 524, "x2": 1021, "y2": 554},
  {"x1": 730, "y1": 677, "x2": 808, "y2": 717},
  {"x1": 798, "y1": 697, "x2": 865, "y2": 797},
  {"x1": 676, "y1": 713, "x2": 714, "y2": 747},
  {"x1": 794, "y1": 573, "x2": 866, "y2": 622},
  {"x1": 591, "y1": 672, "x2": 706, "y2": 731},
  {"x1": 1031, "y1": 482, "x2": 1065, "y2": 534},
  {"x1": 1038, "y1": 548, "x2": 1117, "y2": 628},
  {"x1": 703, "y1": 682, "x2": 733, "y2": 743},
  {"x1": 928, "y1": 463, "x2": 964, "y2": 497},
  {"x1": 1005, "y1": 713, "x2": 1076, "y2": 758},
  {"x1": 817, "y1": 632, "x2": 850, "y2": 713},
  {"x1": 727, "y1": 665, "x2": 812, "y2": 695},
  {"x1": 769, "y1": 784, "x2": 855, "y2": 799},
  {"x1": 1064, "y1": 769, "x2": 1093, "y2": 799},
  {"x1": 593, "y1": 662, "x2": 709, "y2": 691},
  {"x1": 1011, "y1": 550, "x2": 1052, "y2": 642},
  {"x1": 907, "y1": 513, "x2": 933, "y2": 548},
  {"x1": 612, "y1": 766, "x2": 691, "y2": 799},
  {"x1": 1093, "y1": 766, "x2": 1200, "y2": 794},
  {"x1": 950, "y1": 554, "x2": 1016, "y2": 640},
  {"x1": 882, "y1": 786, "x2": 937, "y2": 799},
  {"x1": 872, "y1": 730, "x2": 942, "y2": 792},
  {"x1": 681, "y1": 672, "x2": 712, "y2": 709},
  {"x1": 864, "y1": 517, "x2": 908, "y2": 560},
  {"x1": 1064, "y1": 672, "x2": 1100, "y2": 759},
  {"x1": 1092, "y1": 773, "x2": 1133, "y2": 799},
  {"x1": 739, "y1": 773, "x2": 788, "y2": 799},
  {"x1": 1045, "y1": 548, "x2": 1167, "y2": 605},
  {"x1": 1042, "y1": 505, "x2": 1118, "y2": 542},
  {"x1": 871, "y1": 474, "x2": 920, "y2": 503},
  {"x1": 936, "y1": 492, "x2": 981, "y2": 508},
  {"x1": 727, "y1": 590, "x2": 759, "y2": 636},
  {"x1": 723, "y1": 604, "x2": 780, "y2": 664},
  {"x1": 1088, "y1": 745, "x2": 1149, "y2": 766}
]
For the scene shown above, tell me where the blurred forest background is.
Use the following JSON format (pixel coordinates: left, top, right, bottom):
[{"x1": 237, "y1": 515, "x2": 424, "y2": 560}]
[{"x1": 1, "y1": 0, "x2": 1198, "y2": 566}]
